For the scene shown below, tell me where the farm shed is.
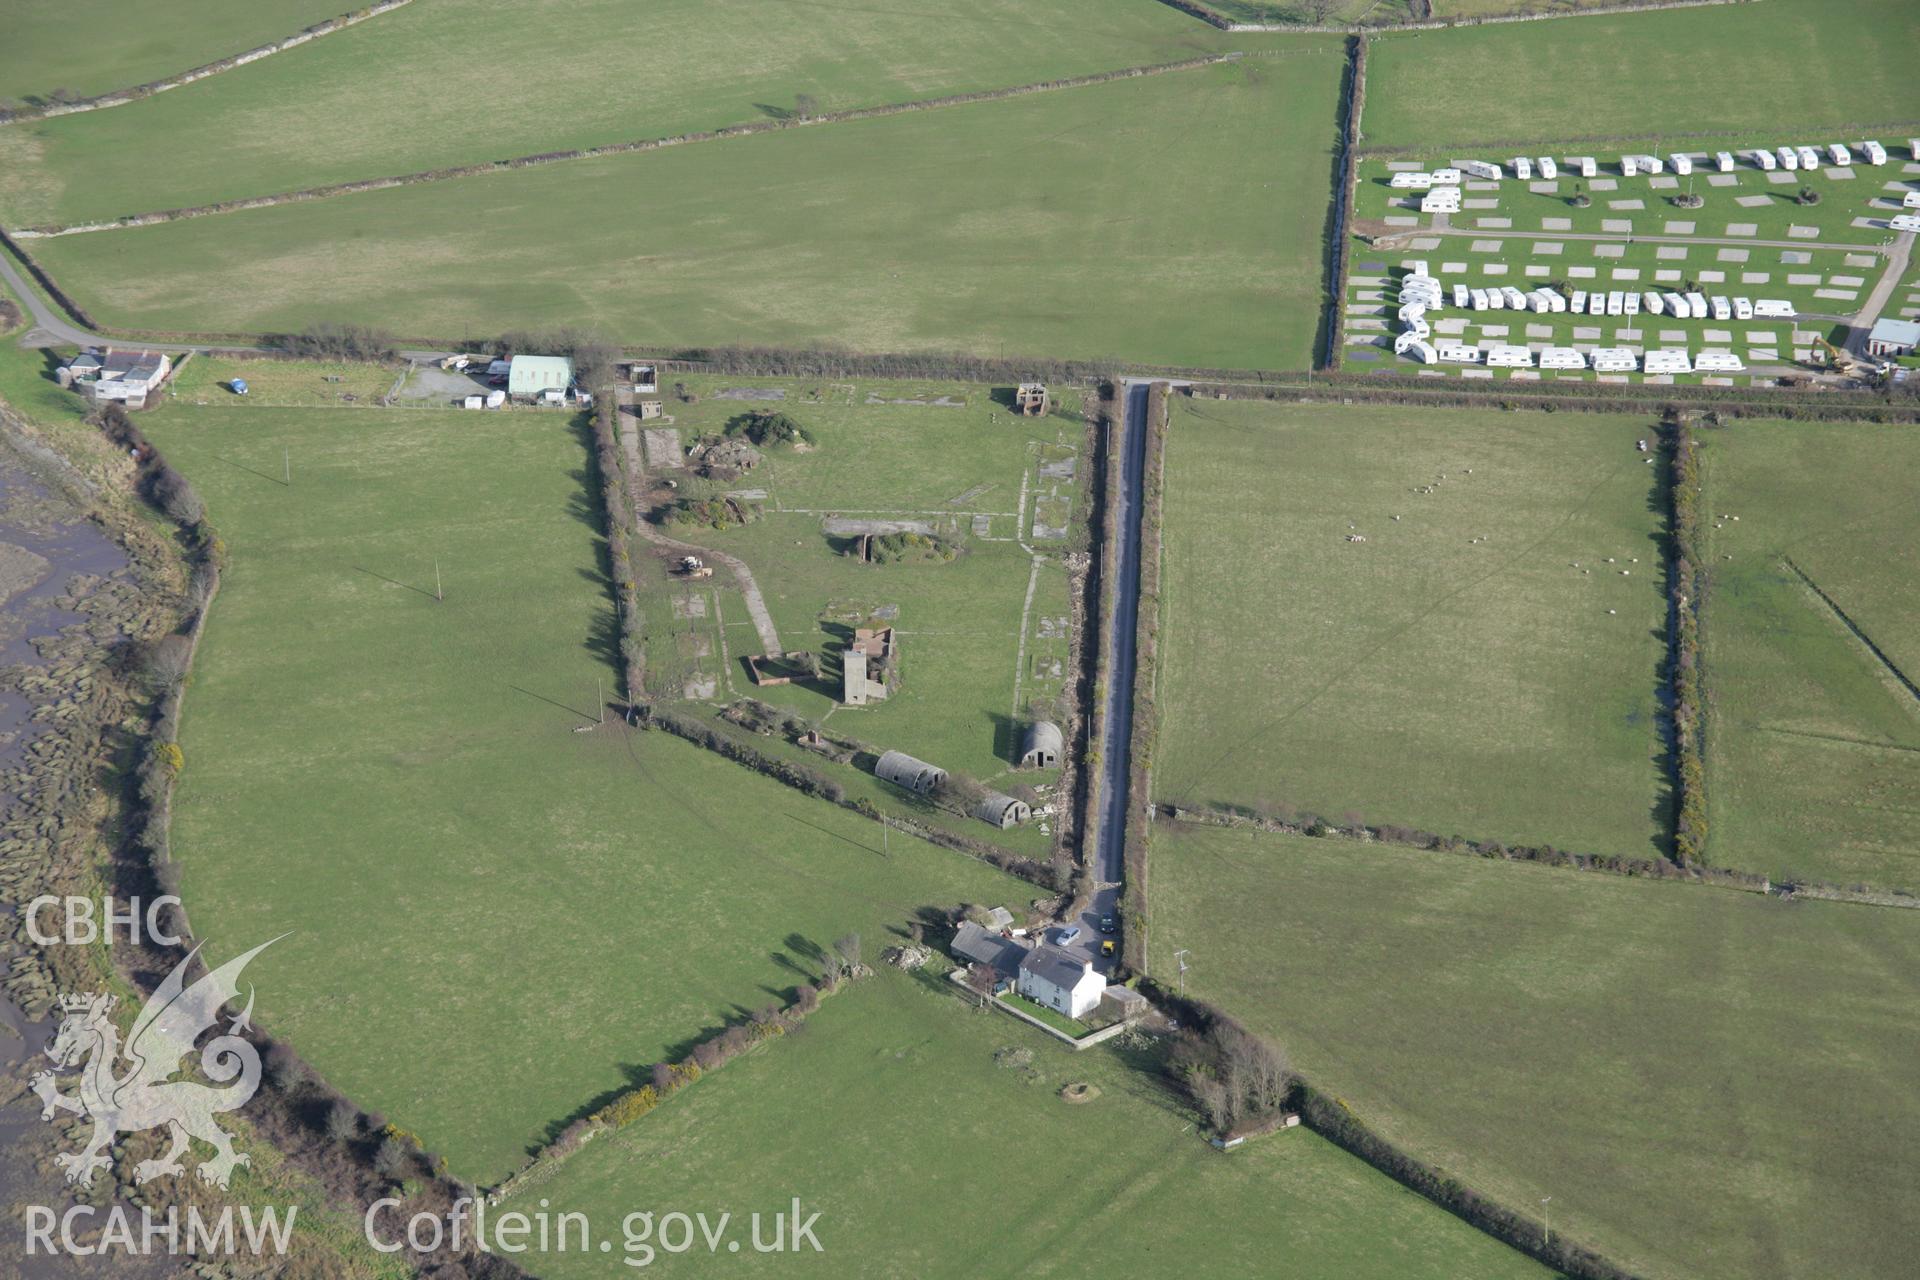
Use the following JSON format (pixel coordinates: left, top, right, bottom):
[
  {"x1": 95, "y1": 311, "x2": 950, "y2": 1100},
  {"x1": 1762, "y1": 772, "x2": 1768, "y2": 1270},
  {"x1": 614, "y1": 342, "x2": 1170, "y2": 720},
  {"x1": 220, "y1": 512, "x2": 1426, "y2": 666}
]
[
  {"x1": 1017, "y1": 946, "x2": 1105, "y2": 1019},
  {"x1": 875, "y1": 749, "x2": 946, "y2": 795},
  {"x1": 950, "y1": 921, "x2": 1025, "y2": 980},
  {"x1": 507, "y1": 354, "x2": 573, "y2": 397},
  {"x1": 1020, "y1": 721, "x2": 1063, "y2": 769},
  {"x1": 1867, "y1": 319, "x2": 1920, "y2": 358},
  {"x1": 971, "y1": 791, "x2": 1032, "y2": 829},
  {"x1": 92, "y1": 350, "x2": 171, "y2": 406},
  {"x1": 840, "y1": 627, "x2": 895, "y2": 706},
  {"x1": 1014, "y1": 383, "x2": 1049, "y2": 416}
]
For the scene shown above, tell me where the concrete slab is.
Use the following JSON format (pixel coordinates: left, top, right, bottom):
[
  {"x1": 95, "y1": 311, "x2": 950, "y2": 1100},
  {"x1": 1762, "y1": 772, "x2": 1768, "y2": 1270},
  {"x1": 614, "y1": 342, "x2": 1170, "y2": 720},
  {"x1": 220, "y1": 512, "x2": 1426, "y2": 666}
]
[
  {"x1": 1590, "y1": 178, "x2": 1618, "y2": 191},
  {"x1": 1706, "y1": 174, "x2": 1738, "y2": 187},
  {"x1": 1461, "y1": 369, "x2": 1494, "y2": 379},
  {"x1": 1464, "y1": 198, "x2": 1500, "y2": 209},
  {"x1": 1477, "y1": 217, "x2": 1513, "y2": 228},
  {"x1": 1606, "y1": 200, "x2": 1645, "y2": 211},
  {"x1": 1655, "y1": 270, "x2": 1683, "y2": 283},
  {"x1": 1787, "y1": 226, "x2": 1820, "y2": 238},
  {"x1": 1470, "y1": 239, "x2": 1503, "y2": 252},
  {"x1": 1734, "y1": 194, "x2": 1773, "y2": 208},
  {"x1": 1602, "y1": 218, "x2": 1634, "y2": 232},
  {"x1": 1573, "y1": 326, "x2": 1602, "y2": 340},
  {"x1": 1593, "y1": 244, "x2": 1626, "y2": 258},
  {"x1": 1409, "y1": 236, "x2": 1443, "y2": 249},
  {"x1": 1528, "y1": 180, "x2": 1560, "y2": 195},
  {"x1": 1657, "y1": 246, "x2": 1690, "y2": 260},
  {"x1": 1526, "y1": 323, "x2": 1554, "y2": 338},
  {"x1": 1649, "y1": 176, "x2": 1678, "y2": 190},
  {"x1": 1814, "y1": 288, "x2": 1859, "y2": 301},
  {"x1": 1611, "y1": 268, "x2": 1641, "y2": 280},
  {"x1": 1747, "y1": 348, "x2": 1779, "y2": 361},
  {"x1": 1542, "y1": 217, "x2": 1573, "y2": 230},
  {"x1": 1699, "y1": 270, "x2": 1725, "y2": 283},
  {"x1": 1660, "y1": 329, "x2": 1686, "y2": 342},
  {"x1": 1766, "y1": 171, "x2": 1796, "y2": 185},
  {"x1": 1786, "y1": 273, "x2": 1822, "y2": 286},
  {"x1": 1705, "y1": 328, "x2": 1733, "y2": 343},
  {"x1": 1725, "y1": 223, "x2": 1757, "y2": 236},
  {"x1": 1717, "y1": 248, "x2": 1750, "y2": 262},
  {"x1": 1481, "y1": 263, "x2": 1509, "y2": 275},
  {"x1": 1824, "y1": 167, "x2": 1855, "y2": 180},
  {"x1": 1384, "y1": 215, "x2": 1418, "y2": 227},
  {"x1": 1780, "y1": 250, "x2": 1811, "y2": 264},
  {"x1": 1532, "y1": 242, "x2": 1564, "y2": 255},
  {"x1": 1844, "y1": 253, "x2": 1878, "y2": 267},
  {"x1": 1568, "y1": 265, "x2": 1596, "y2": 278},
  {"x1": 1441, "y1": 260, "x2": 1467, "y2": 273},
  {"x1": 1386, "y1": 160, "x2": 1424, "y2": 171},
  {"x1": 1466, "y1": 180, "x2": 1500, "y2": 191},
  {"x1": 1525, "y1": 265, "x2": 1552, "y2": 277},
  {"x1": 1744, "y1": 330, "x2": 1778, "y2": 344},
  {"x1": 1831, "y1": 274, "x2": 1866, "y2": 287},
  {"x1": 1663, "y1": 221, "x2": 1696, "y2": 234}
]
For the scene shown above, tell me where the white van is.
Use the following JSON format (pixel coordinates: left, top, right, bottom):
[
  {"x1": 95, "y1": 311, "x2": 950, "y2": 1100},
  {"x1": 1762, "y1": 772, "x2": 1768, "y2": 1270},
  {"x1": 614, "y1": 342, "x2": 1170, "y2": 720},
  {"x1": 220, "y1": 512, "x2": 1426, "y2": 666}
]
[
  {"x1": 1463, "y1": 159, "x2": 1502, "y2": 181},
  {"x1": 1751, "y1": 149, "x2": 1775, "y2": 171},
  {"x1": 1530, "y1": 290, "x2": 1554, "y2": 313},
  {"x1": 1485, "y1": 288, "x2": 1505, "y2": 310},
  {"x1": 1643, "y1": 349, "x2": 1693, "y2": 374},
  {"x1": 1537, "y1": 156, "x2": 1558, "y2": 180},
  {"x1": 1903, "y1": 190, "x2": 1920, "y2": 209},
  {"x1": 1643, "y1": 291, "x2": 1665, "y2": 316},
  {"x1": 1887, "y1": 214, "x2": 1920, "y2": 233},
  {"x1": 1733, "y1": 297, "x2": 1754, "y2": 320},
  {"x1": 1485, "y1": 345, "x2": 1535, "y2": 368},
  {"x1": 1640, "y1": 154, "x2": 1665, "y2": 175}
]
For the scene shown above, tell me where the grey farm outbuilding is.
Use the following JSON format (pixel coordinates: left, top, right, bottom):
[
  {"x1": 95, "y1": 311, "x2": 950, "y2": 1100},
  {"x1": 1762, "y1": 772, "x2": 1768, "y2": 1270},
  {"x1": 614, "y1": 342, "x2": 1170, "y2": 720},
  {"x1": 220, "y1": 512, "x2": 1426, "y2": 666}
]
[
  {"x1": 875, "y1": 750, "x2": 946, "y2": 796},
  {"x1": 1019, "y1": 721, "x2": 1063, "y2": 769}
]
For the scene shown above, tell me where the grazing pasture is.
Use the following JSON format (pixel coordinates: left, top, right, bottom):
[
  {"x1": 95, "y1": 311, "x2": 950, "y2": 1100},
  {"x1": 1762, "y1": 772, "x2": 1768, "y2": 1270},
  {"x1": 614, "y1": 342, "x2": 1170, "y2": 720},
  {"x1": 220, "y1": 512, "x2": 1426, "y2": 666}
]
[
  {"x1": 140, "y1": 402, "x2": 1026, "y2": 1184},
  {"x1": 1153, "y1": 397, "x2": 1668, "y2": 856},
  {"x1": 28, "y1": 58, "x2": 1341, "y2": 369},
  {"x1": 0, "y1": 0, "x2": 1246, "y2": 228},
  {"x1": 1149, "y1": 822, "x2": 1920, "y2": 1280},
  {"x1": 1363, "y1": 0, "x2": 1920, "y2": 149},
  {"x1": 531, "y1": 966, "x2": 1551, "y2": 1279},
  {"x1": 1696, "y1": 419, "x2": 1920, "y2": 889}
]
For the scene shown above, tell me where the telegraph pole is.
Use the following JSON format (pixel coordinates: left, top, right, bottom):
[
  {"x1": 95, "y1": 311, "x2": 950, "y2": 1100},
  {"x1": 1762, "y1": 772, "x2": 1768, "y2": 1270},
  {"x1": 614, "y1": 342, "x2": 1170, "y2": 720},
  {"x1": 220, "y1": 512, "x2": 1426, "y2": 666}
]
[
  {"x1": 434, "y1": 559, "x2": 443, "y2": 602},
  {"x1": 1173, "y1": 949, "x2": 1191, "y2": 998},
  {"x1": 1541, "y1": 1196, "x2": 1552, "y2": 1249}
]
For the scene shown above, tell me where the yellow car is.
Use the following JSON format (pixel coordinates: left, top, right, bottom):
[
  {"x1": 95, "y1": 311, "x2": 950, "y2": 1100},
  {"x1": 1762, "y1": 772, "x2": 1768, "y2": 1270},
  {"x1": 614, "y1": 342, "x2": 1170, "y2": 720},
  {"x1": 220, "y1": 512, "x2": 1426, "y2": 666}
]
[{"x1": 1100, "y1": 940, "x2": 1116, "y2": 958}]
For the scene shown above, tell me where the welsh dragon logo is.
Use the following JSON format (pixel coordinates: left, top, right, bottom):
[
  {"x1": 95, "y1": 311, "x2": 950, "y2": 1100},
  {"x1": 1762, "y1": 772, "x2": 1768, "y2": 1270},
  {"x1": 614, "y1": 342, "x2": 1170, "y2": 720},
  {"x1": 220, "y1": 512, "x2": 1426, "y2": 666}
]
[{"x1": 31, "y1": 939, "x2": 280, "y2": 1190}]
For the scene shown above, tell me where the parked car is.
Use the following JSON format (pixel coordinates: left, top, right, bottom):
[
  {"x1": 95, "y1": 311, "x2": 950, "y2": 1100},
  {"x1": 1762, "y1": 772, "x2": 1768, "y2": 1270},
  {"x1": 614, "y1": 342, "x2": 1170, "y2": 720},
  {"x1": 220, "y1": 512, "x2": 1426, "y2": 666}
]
[
  {"x1": 1054, "y1": 926, "x2": 1082, "y2": 948},
  {"x1": 1100, "y1": 940, "x2": 1116, "y2": 958},
  {"x1": 1098, "y1": 915, "x2": 1117, "y2": 934}
]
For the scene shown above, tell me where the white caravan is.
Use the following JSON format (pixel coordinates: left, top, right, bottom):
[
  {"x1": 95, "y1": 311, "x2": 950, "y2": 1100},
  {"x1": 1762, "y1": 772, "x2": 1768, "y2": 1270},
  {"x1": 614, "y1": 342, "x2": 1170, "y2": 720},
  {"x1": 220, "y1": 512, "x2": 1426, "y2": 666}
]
[
  {"x1": 1694, "y1": 350, "x2": 1745, "y2": 373},
  {"x1": 1752, "y1": 298, "x2": 1796, "y2": 318},
  {"x1": 1538, "y1": 347, "x2": 1588, "y2": 370},
  {"x1": 1537, "y1": 156, "x2": 1558, "y2": 179},
  {"x1": 1715, "y1": 151, "x2": 1736, "y2": 172},
  {"x1": 1590, "y1": 348, "x2": 1638, "y2": 373},
  {"x1": 1777, "y1": 146, "x2": 1799, "y2": 170},
  {"x1": 1828, "y1": 143, "x2": 1853, "y2": 166},
  {"x1": 1643, "y1": 349, "x2": 1694, "y2": 374},
  {"x1": 1733, "y1": 297, "x2": 1754, "y2": 320},
  {"x1": 1484, "y1": 345, "x2": 1535, "y2": 368},
  {"x1": 1670, "y1": 154, "x2": 1693, "y2": 176},
  {"x1": 1751, "y1": 149, "x2": 1776, "y2": 170},
  {"x1": 1862, "y1": 140, "x2": 1887, "y2": 166}
]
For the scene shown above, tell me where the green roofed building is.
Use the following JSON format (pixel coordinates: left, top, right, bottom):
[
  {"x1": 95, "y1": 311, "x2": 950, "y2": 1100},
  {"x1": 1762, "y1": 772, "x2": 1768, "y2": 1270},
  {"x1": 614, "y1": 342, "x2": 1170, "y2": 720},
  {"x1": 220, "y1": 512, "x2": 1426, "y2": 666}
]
[{"x1": 506, "y1": 354, "x2": 574, "y2": 397}]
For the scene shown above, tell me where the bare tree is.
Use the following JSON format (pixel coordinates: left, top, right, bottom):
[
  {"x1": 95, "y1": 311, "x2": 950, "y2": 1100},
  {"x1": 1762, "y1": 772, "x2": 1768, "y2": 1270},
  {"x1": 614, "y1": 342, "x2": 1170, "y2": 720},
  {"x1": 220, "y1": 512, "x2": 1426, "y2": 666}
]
[
  {"x1": 324, "y1": 1100, "x2": 358, "y2": 1144},
  {"x1": 821, "y1": 947, "x2": 846, "y2": 989},
  {"x1": 1305, "y1": 0, "x2": 1338, "y2": 23},
  {"x1": 650, "y1": 1063, "x2": 674, "y2": 1094},
  {"x1": 833, "y1": 932, "x2": 862, "y2": 971},
  {"x1": 964, "y1": 962, "x2": 998, "y2": 1009}
]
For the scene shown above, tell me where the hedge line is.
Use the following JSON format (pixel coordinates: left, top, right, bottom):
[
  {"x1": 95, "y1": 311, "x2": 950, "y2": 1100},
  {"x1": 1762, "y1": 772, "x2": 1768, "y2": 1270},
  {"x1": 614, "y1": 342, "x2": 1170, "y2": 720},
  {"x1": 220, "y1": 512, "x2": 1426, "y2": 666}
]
[
  {"x1": 588, "y1": 396, "x2": 645, "y2": 699},
  {"x1": 643, "y1": 708, "x2": 1059, "y2": 889},
  {"x1": 1666, "y1": 416, "x2": 1708, "y2": 864},
  {"x1": 1181, "y1": 378, "x2": 1920, "y2": 423},
  {"x1": 1324, "y1": 36, "x2": 1366, "y2": 373},
  {"x1": 1160, "y1": 0, "x2": 1738, "y2": 35},
  {"x1": 1119, "y1": 384, "x2": 1169, "y2": 974},
  {"x1": 12, "y1": 55, "x2": 1232, "y2": 238}
]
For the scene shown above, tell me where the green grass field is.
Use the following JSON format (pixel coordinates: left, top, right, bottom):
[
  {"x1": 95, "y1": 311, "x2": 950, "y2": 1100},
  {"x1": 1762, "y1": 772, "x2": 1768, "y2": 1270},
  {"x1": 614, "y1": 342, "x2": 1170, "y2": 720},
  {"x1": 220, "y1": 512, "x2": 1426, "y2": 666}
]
[
  {"x1": 1149, "y1": 822, "x2": 1920, "y2": 1280},
  {"x1": 0, "y1": 0, "x2": 349, "y2": 105},
  {"x1": 1364, "y1": 0, "x2": 1920, "y2": 149},
  {"x1": 28, "y1": 57, "x2": 1339, "y2": 369},
  {"x1": 1696, "y1": 419, "x2": 1920, "y2": 889},
  {"x1": 140, "y1": 402, "x2": 1030, "y2": 1185},
  {"x1": 0, "y1": 0, "x2": 1246, "y2": 228},
  {"x1": 529, "y1": 966, "x2": 1550, "y2": 1278},
  {"x1": 1154, "y1": 397, "x2": 1668, "y2": 856}
]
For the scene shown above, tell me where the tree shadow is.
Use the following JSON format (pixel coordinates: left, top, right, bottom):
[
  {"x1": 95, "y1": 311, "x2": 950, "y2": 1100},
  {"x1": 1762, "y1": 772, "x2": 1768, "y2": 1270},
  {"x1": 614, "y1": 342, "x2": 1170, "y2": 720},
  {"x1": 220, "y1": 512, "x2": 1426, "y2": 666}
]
[
  {"x1": 986, "y1": 711, "x2": 1021, "y2": 765},
  {"x1": 752, "y1": 103, "x2": 794, "y2": 121}
]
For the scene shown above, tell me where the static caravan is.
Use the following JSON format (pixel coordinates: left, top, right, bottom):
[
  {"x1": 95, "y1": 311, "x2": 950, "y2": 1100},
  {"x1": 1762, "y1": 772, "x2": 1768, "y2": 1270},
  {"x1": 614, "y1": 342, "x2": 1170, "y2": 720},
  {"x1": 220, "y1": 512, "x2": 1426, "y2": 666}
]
[
  {"x1": 1643, "y1": 349, "x2": 1693, "y2": 374},
  {"x1": 1462, "y1": 159, "x2": 1503, "y2": 180},
  {"x1": 1685, "y1": 292, "x2": 1710, "y2": 319},
  {"x1": 1502, "y1": 286, "x2": 1529, "y2": 310},
  {"x1": 1438, "y1": 343, "x2": 1482, "y2": 364},
  {"x1": 1430, "y1": 168, "x2": 1463, "y2": 185},
  {"x1": 1421, "y1": 189, "x2": 1460, "y2": 214},
  {"x1": 1484, "y1": 288, "x2": 1505, "y2": 310},
  {"x1": 1621, "y1": 155, "x2": 1640, "y2": 177},
  {"x1": 1828, "y1": 143, "x2": 1852, "y2": 166},
  {"x1": 1389, "y1": 171, "x2": 1434, "y2": 189},
  {"x1": 1910, "y1": 140, "x2": 1920, "y2": 160},
  {"x1": 1397, "y1": 302, "x2": 1429, "y2": 323},
  {"x1": 1715, "y1": 151, "x2": 1736, "y2": 173},
  {"x1": 1664, "y1": 292, "x2": 1690, "y2": 317},
  {"x1": 1590, "y1": 348, "x2": 1638, "y2": 373},
  {"x1": 1570, "y1": 290, "x2": 1588, "y2": 313},
  {"x1": 1670, "y1": 153, "x2": 1693, "y2": 176},
  {"x1": 1512, "y1": 157, "x2": 1533, "y2": 181},
  {"x1": 1752, "y1": 148, "x2": 1776, "y2": 171},
  {"x1": 1484, "y1": 345, "x2": 1535, "y2": 368},
  {"x1": 1546, "y1": 291, "x2": 1567, "y2": 313},
  {"x1": 1733, "y1": 297, "x2": 1754, "y2": 320},
  {"x1": 1777, "y1": 146, "x2": 1799, "y2": 170},
  {"x1": 1796, "y1": 146, "x2": 1820, "y2": 169},
  {"x1": 1623, "y1": 291, "x2": 1640, "y2": 316},
  {"x1": 1453, "y1": 284, "x2": 1471, "y2": 308},
  {"x1": 1890, "y1": 213, "x2": 1920, "y2": 233},
  {"x1": 1569, "y1": 156, "x2": 1596, "y2": 178},
  {"x1": 1694, "y1": 350, "x2": 1745, "y2": 373},
  {"x1": 1537, "y1": 156, "x2": 1558, "y2": 180},
  {"x1": 1606, "y1": 291, "x2": 1625, "y2": 316},
  {"x1": 1408, "y1": 259, "x2": 1431, "y2": 277},
  {"x1": 1403, "y1": 316, "x2": 1431, "y2": 340},
  {"x1": 1644, "y1": 291, "x2": 1665, "y2": 316},
  {"x1": 1639, "y1": 154, "x2": 1665, "y2": 174},
  {"x1": 1862, "y1": 140, "x2": 1887, "y2": 166},
  {"x1": 485, "y1": 389, "x2": 507, "y2": 408},
  {"x1": 1752, "y1": 298, "x2": 1795, "y2": 318},
  {"x1": 1709, "y1": 297, "x2": 1730, "y2": 321},
  {"x1": 1471, "y1": 288, "x2": 1491, "y2": 310},
  {"x1": 1530, "y1": 291, "x2": 1554, "y2": 314},
  {"x1": 1902, "y1": 190, "x2": 1920, "y2": 209},
  {"x1": 1394, "y1": 334, "x2": 1438, "y2": 362},
  {"x1": 1538, "y1": 347, "x2": 1587, "y2": 370}
]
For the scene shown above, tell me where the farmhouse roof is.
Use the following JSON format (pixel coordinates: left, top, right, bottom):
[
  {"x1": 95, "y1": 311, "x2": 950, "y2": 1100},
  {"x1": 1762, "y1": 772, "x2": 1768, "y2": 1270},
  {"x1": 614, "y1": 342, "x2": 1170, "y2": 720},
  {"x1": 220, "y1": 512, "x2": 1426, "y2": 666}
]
[
  {"x1": 507, "y1": 354, "x2": 574, "y2": 394},
  {"x1": 1020, "y1": 944, "x2": 1092, "y2": 990}
]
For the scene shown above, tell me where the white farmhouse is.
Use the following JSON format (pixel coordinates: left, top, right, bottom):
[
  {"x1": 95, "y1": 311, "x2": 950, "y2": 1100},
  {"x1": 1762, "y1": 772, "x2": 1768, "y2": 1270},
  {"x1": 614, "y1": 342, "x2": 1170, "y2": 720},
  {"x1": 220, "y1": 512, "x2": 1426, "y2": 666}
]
[{"x1": 1017, "y1": 945, "x2": 1105, "y2": 1019}]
